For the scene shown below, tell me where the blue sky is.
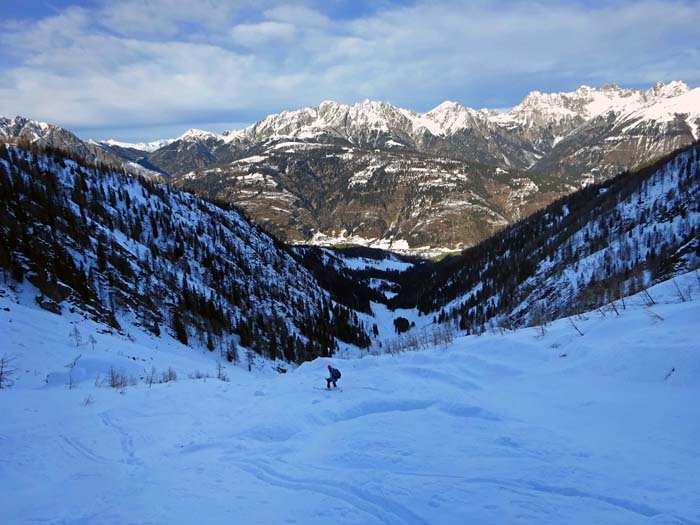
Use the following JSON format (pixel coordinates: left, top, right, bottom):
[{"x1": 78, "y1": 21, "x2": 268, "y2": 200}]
[{"x1": 1, "y1": 0, "x2": 699, "y2": 142}]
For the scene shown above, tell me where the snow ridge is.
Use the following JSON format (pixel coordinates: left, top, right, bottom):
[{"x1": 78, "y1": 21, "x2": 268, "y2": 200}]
[
  {"x1": 100, "y1": 138, "x2": 175, "y2": 153},
  {"x1": 218, "y1": 81, "x2": 697, "y2": 143}
]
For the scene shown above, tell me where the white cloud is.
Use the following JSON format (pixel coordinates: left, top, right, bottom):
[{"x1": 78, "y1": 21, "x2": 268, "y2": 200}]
[
  {"x1": 263, "y1": 5, "x2": 331, "y2": 28},
  {"x1": 97, "y1": 0, "x2": 252, "y2": 37},
  {"x1": 1, "y1": 0, "x2": 698, "y2": 140},
  {"x1": 231, "y1": 21, "x2": 297, "y2": 47}
]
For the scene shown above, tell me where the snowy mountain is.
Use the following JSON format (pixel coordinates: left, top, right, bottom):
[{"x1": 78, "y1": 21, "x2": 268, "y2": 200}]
[
  {"x1": 0, "y1": 116, "x2": 126, "y2": 168},
  {"x1": 160, "y1": 81, "x2": 699, "y2": 252},
  {"x1": 392, "y1": 143, "x2": 700, "y2": 332},
  {"x1": 0, "y1": 140, "x2": 371, "y2": 362},
  {"x1": 0, "y1": 116, "x2": 164, "y2": 179},
  {"x1": 3, "y1": 81, "x2": 697, "y2": 253},
  {"x1": 208, "y1": 81, "x2": 695, "y2": 154}
]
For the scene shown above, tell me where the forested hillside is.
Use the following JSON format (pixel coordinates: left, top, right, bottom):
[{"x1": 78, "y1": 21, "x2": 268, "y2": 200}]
[
  {"x1": 391, "y1": 143, "x2": 700, "y2": 331},
  {"x1": 0, "y1": 140, "x2": 370, "y2": 362}
]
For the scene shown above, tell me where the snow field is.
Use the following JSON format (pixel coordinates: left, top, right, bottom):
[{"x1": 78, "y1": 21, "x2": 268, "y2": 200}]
[{"x1": 1, "y1": 273, "x2": 699, "y2": 524}]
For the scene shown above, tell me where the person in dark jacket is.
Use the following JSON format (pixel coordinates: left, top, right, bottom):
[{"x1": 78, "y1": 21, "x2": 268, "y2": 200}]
[{"x1": 326, "y1": 364, "x2": 341, "y2": 389}]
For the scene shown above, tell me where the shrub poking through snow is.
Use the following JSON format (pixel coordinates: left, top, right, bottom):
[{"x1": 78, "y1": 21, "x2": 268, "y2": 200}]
[{"x1": 161, "y1": 367, "x2": 177, "y2": 383}]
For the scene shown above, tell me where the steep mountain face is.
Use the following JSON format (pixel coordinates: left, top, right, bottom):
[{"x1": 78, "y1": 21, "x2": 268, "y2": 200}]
[
  {"x1": 176, "y1": 143, "x2": 565, "y2": 255},
  {"x1": 529, "y1": 86, "x2": 700, "y2": 182},
  {"x1": 0, "y1": 116, "x2": 163, "y2": 179},
  {"x1": 145, "y1": 129, "x2": 242, "y2": 177},
  {"x1": 161, "y1": 81, "x2": 699, "y2": 253},
  {"x1": 390, "y1": 143, "x2": 700, "y2": 331},
  {"x1": 0, "y1": 116, "x2": 123, "y2": 167},
  {"x1": 0, "y1": 141, "x2": 370, "y2": 362}
]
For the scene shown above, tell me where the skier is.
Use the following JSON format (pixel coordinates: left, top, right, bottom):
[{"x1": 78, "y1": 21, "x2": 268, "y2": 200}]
[{"x1": 326, "y1": 364, "x2": 341, "y2": 389}]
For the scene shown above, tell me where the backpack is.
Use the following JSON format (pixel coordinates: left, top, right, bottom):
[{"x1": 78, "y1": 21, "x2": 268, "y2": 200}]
[{"x1": 332, "y1": 368, "x2": 341, "y2": 379}]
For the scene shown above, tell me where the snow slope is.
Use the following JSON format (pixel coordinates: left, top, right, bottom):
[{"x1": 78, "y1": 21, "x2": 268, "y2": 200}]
[
  {"x1": 1, "y1": 272, "x2": 699, "y2": 524},
  {"x1": 100, "y1": 138, "x2": 175, "y2": 153}
]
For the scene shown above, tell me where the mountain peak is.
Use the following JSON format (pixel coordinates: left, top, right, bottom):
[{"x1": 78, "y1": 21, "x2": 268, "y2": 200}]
[
  {"x1": 0, "y1": 115, "x2": 52, "y2": 133},
  {"x1": 647, "y1": 80, "x2": 689, "y2": 99},
  {"x1": 177, "y1": 128, "x2": 222, "y2": 142},
  {"x1": 428, "y1": 100, "x2": 464, "y2": 113}
]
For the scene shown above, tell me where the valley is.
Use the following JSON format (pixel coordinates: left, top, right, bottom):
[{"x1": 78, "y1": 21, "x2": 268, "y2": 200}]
[{"x1": 1, "y1": 79, "x2": 699, "y2": 525}]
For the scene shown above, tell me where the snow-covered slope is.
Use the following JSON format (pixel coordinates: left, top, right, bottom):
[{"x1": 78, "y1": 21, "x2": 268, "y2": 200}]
[
  {"x1": 100, "y1": 138, "x2": 175, "y2": 153},
  {"x1": 1, "y1": 271, "x2": 698, "y2": 524},
  {"x1": 401, "y1": 143, "x2": 700, "y2": 331}
]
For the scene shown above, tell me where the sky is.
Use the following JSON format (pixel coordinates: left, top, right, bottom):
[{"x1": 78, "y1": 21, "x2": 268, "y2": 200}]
[{"x1": 1, "y1": 0, "x2": 699, "y2": 142}]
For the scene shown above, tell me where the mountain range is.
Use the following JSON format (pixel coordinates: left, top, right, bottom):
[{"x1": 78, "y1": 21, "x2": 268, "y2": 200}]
[{"x1": 2, "y1": 80, "x2": 699, "y2": 254}]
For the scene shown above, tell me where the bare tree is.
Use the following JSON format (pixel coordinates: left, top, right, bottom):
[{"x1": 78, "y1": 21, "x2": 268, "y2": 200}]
[
  {"x1": 608, "y1": 301, "x2": 620, "y2": 316},
  {"x1": 189, "y1": 370, "x2": 208, "y2": 380},
  {"x1": 568, "y1": 317, "x2": 584, "y2": 336},
  {"x1": 107, "y1": 366, "x2": 129, "y2": 388},
  {"x1": 226, "y1": 340, "x2": 239, "y2": 364},
  {"x1": 69, "y1": 325, "x2": 82, "y2": 347},
  {"x1": 216, "y1": 361, "x2": 228, "y2": 382},
  {"x1": 161, "y1": 367, "x2": 177, "y2": 383},
  {"x1": 672, "y1": 279, "x2": 688, "y2": 302},
  {"x1": 88, "y1": 334, "x2": 97, "y2": 351},
  {"x1": 65, "y1": 355, "x2": 81, "y2": 390},
  {"x1": 640, "y1": 288, "x2": 656, "y2": 307},
  {"x1": 246, "y1": 348, "x2": 255, "y2": 372},
  {"x1": 531, "y1": 304, "x2": 548, "y2": 337},
  {"x1": 617, "y1": 282, "x2": 626, "y2": 310},
  {"x1": 144, "y1": 366, "x2": 157, "y2": 388},
  {"x1": 0, "y1": 353, "x2": 18, "y2": 389}
]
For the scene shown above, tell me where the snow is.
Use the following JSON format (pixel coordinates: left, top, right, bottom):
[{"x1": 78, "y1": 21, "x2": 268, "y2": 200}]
[
  {"x1": 620, "y1": 87, "x2": 700, "y2": 139},
  {"x1": 124, "y1": 161, "x2": 163, "y2": 179},
  {"x1": 338, "y1": 256, "x2": 414, "y2": 272},
  {"x1": 302, "y1": 230, "x2": 463, "y2": 259},
  {"x1": 233, "y1": 154, "x2": 269, "y2": 164},
  {"x1": 177, "y1": 129, "x2": 223, "y2": 142},
  {"x1": 271, "y1": 141, "x2": 334, "y2": 151},
  {"x1": 2, "y1": 273, "x2": 699, "y2": 523},
  {"x1": 101, "y1": 138, "x2": 175, "y2": 152}
]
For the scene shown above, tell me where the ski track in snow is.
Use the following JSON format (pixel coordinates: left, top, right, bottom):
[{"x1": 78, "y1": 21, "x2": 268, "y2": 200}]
[
  {"x1": 99, "y1": 412, "x2": 143, "y2": 467},
  {"x1": 60, "y1": 435, "x2": 112, "y2": 465},
  {"x1": 239, "y1": 461, "x2": 429, "y2": 525}
]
